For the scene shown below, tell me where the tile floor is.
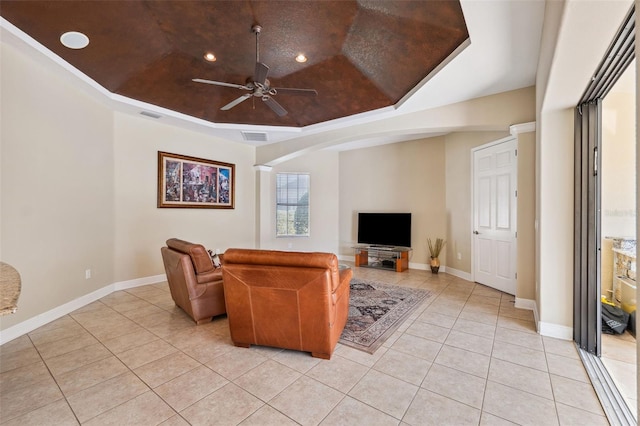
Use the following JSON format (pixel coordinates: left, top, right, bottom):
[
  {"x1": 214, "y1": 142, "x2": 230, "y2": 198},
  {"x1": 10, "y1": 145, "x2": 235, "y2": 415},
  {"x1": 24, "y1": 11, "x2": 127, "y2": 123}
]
[
  {"x1": 601, "y1": 331, "x2": 637, "y2": 415},
  {"x1": 0, "y1": 266, "x2": 610, "y2": 425}
]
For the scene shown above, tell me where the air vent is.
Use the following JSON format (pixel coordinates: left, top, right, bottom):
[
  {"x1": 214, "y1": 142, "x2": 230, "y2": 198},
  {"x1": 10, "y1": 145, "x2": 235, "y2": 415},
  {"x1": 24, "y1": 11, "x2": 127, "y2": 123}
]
[
  {"x1": 241, "y1": 131, "x2": 268, "y2": 142},
  {"x1": 140, "y1": 111, "x2": 162, "y2": 119}
]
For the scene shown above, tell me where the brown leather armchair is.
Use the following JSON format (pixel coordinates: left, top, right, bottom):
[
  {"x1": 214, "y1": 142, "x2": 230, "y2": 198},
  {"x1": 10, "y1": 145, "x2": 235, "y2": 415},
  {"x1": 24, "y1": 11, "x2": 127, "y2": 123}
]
[
  {"x1": 221, "y1": 248, "x2": 351, "y2": 359},
  {"x1": 160, "y1": 238, "x2": 226, "y2": 324}
]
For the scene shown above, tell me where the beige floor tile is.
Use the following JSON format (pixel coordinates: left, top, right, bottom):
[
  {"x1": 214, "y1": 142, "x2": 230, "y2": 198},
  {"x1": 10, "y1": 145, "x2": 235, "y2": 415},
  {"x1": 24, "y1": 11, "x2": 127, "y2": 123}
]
[
  {"x1": 66, "y1": 371, "x2": 149, "y2": 423},
  {"x1": 319, "y1": 396, "x2": 398, "y2": 426},
  {"x1": 85, "y1": 320, "x2": 146, "y2": 342},
  {"x1": 390, "y1": 334, "x2": 442, "y2": 362},
  {"x1": 0, "y1": 335, "x2": 34, "y2": 355},
  {"x1": 0, "y1": 345, "x2": 42, "y2": 373},
  {"x1": 404, "y1": 389, "x2": 481, "y2": 425},
  {"x1": 0, "y1": 375, "x2": 64, "y2": 423},
  {"x1": 542, "y1": 336, "x2": 579, "y2": 359},
  {"x1": 555, "y1": 402, "x2": 609, "y2": 426},
  {"x1": 84, "y1": 390, "x2": 175, "y2": 425},
  {"x1": 120, "y1": 303, "x2": 167, "y2": 321},
  {"x1": 334, "y1": 343, "x2": 388, "y2": 368},
  {"x1": 109, "y1": 298, "x2": 157, "y2": 314},
  {"x1": 180, "y1": 382, "x2": 264, "y2": 425},
  {"x1": 270, "y1": 376, "x2": 344, "y2": 424},
  {"x1": 182, "y1": 338, "x2": 236, "y2": 364},
  {"x1": 272, "y1": 348, "x2": 322, "y2": 373},
  {"x1": 473, "y1": 285, "x2": 504, "y2": 299},
  {"x1": 28, "y1": 322, "x2": 86, "y2": 347},
  {"x1": 306, "y1": 354, "x2": 369, "y2": 393},
  {"x1": 488, "y1": 358, "x2": 553, "y2": 399},
  {"x1": 160, "y1": 414, "x2": 191, "y2": 425},
  {"x1": 499, "y1": 306, "x2": 535, "y2": 321},
  {"x1": 34, "y1": 331, "x2": 99, "y2": 360},
  {"x1": 453, "y1": 317, "x2": 496, "y2": 339},
  {"x1": 348, "y1": 369, "x2": 418, "y2": 419},
  {"x1": 546, "y1": 352, "x2": 590, "y2": 383},
  {"x1": 207, "y1": 346, "x2": 269, "y2": 380},
  {"x1": 550, "y1": 374, "x2": 605, "y2": 416},
  {"x1": 134, "y1": 352, "x2": 200, "y2": 388},
  {"x1": 44, "y1": 342, "x2": 112, "y2": 377},
  {"x1": 479, "y1": 412, "x2": 519, "y2": 425},
  {"x1": 491, "y1": 340, "x2": 548, "y2": 371},
  {"x1": 239, "y1": 405, "x2": 298, "y2": 425},
  {"x1": 234, "y1": 359, "x2": 301, "y2": 402},
  {"x1": 422, "y1": 363, "x2": 486, "y2": 409},
  {"x1": 414, "y1": 310, "x2": 456, "y2": 328},
  {"x1": 56, "y1": 355, "x2": 129, "y2": 396},
  {"x1": 404, "y1": 320, "x2": 450, "y2": 343},
  {"x1": 495, "y1": 327, "x2": 544, "y2": 351},
  {"x1": 444, "y1": 330, "x2": 494, "y2": 356},
  {"x1": 163, "y1": 324, "x2": 220, "y2": 349},
  {"x1": 434, "y1": 345, "x2": 491, "y2": 378},
  {"x1": 0, "y1": 360, "x2": 52, "y2": 393},
  {"x1": 0, "y1": 399, "x2": 78, "y2": 426},
  {"x1": 100, "y1": 329, "x2": 159, "y2": 354},
  {"x1": 425, "y1": 301, "x2": 464, "y2": 318},
  {"x1": 154, "y1": 364, "x2": 228, "y2": 412},
  {"x1": 462, "y1": 302, "x2": 499, "y2": 316},
  {"x1": 116, "y1": 338, "x2": 178, "y2": 370},
  {"x1": 373, "y1": 348, "x2": 431, "y2": 386},
  {"x1": 458, "y1": 310, "x2": 498, "y2": 326},
  {"x1": 496, "y1": 315, "x2": 537, "y2": 334},
  {"x1": 483, "y1": 381, "x2": 558, "y2": 425}
]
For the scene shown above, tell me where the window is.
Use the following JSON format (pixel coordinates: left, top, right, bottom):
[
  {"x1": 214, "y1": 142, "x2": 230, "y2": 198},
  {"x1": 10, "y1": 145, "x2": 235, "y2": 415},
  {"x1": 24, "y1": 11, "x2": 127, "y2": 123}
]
[{"x1": 276, "y1": 173, "x2": 310, "y2": 237}]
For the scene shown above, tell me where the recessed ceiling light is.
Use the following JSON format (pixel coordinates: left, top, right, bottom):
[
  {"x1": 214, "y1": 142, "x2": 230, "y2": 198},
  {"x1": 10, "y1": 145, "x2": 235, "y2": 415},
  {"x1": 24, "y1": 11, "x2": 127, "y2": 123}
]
[
  {"x1": 60, "y1": 31, "x2": 89, "y2": 49},
  {"x1": 204, "y1": 52, "x2": 217, "y2": 62},
  {"x1": 295, "y1": 53, "x2": 307, "y2": 63}
]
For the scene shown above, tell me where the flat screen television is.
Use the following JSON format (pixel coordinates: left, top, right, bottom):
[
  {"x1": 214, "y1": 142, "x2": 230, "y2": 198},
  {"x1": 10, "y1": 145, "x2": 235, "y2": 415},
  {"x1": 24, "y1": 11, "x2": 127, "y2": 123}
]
[{"x1": 357, "y1": 212, "x2": 411, "y2": 248}]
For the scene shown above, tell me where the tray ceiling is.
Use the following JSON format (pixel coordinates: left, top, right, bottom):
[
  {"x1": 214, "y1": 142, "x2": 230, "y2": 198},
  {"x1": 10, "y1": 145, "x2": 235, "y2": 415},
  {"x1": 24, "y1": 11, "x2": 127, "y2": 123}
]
[{"x1": 1, "y1": 0, "x2": 469, "y2": 127}]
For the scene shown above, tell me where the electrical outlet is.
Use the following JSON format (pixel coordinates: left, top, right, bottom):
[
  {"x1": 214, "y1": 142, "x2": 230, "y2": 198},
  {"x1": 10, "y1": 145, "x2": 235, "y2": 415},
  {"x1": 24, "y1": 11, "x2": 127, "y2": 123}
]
[
  {"x1": 85, "y1": 269, "x2": 91, "y2": 279},
  {"x1": 457, "y1": 253, "x2": 462, "y2": 260}
]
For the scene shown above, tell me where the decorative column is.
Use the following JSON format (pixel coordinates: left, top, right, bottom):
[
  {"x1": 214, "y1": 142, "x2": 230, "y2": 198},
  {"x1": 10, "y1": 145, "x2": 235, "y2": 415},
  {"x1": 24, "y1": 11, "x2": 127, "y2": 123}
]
[{"x1": 254, "y1": 164, "x2": 272, "y2": 248}]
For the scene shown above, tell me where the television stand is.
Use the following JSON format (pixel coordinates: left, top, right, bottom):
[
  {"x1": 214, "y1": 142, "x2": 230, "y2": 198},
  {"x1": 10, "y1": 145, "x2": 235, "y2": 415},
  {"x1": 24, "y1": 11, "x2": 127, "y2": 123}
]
[{"x1": 353, "y1": 245, "x2": 411, "y2": 272}]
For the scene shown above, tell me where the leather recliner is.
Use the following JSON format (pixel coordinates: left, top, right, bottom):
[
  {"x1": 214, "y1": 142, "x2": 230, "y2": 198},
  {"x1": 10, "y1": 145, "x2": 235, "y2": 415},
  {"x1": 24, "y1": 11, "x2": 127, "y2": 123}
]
[
  {"x1": 160, "y1": 238, "x2": 226, "y2": 324},
  {"x1": 221, "y1": 248, "x2": 351, "y2": 359}
]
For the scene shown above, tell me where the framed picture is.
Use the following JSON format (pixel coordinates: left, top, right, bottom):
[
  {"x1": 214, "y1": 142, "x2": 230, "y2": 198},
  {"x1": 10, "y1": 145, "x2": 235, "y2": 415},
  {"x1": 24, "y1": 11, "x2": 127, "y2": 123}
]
[{"x1": 157, "y1": 151, "x2": 235, "y2": 209}]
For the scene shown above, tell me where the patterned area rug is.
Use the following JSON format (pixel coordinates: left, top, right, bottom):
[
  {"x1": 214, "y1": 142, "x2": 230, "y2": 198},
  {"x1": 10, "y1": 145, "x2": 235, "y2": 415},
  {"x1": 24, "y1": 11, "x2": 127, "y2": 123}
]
[{"x1": 339, "y1": 278, "x2": 434, "y2": 354}]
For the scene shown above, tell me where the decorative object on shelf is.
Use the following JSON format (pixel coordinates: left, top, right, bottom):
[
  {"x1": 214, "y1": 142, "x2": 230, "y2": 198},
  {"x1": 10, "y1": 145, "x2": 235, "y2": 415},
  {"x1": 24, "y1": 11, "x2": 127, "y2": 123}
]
[
  {"x1": 427, "y1": 237, "x2": 446, "y2": 273},
  {"x1": 158, "y1": 151, "x2": 235, "y2": 209}
]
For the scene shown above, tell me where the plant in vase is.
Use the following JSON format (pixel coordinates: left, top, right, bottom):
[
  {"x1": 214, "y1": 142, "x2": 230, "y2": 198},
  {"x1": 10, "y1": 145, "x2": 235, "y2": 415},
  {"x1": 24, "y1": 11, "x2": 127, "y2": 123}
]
[{"x1": 427, "y1": 238, "x2": 446, "y2": 273}]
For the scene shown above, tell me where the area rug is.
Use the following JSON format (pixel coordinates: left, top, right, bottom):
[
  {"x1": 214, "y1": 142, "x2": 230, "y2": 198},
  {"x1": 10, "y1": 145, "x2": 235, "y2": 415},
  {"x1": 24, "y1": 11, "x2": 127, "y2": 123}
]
[{"x1": 339, "y1": 279, "x2": 434, "y2": 354}]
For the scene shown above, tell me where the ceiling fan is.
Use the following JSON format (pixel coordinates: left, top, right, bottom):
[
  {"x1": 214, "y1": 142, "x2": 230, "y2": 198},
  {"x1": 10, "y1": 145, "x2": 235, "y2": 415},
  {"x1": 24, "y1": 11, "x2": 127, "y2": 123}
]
[{"x1": 193, "y1": 24, "x2": 317, "y2": 117}]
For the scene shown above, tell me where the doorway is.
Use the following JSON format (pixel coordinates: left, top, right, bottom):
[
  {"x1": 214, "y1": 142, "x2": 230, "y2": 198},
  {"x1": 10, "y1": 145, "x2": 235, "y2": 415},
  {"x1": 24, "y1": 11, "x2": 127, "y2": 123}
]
[{"x1": 472, "y1": 137, "x2": 518, "y2": 295}]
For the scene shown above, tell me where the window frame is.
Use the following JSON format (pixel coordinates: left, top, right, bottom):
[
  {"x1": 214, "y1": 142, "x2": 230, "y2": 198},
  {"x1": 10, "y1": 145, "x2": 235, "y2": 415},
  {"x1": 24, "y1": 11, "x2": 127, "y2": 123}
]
[{"x1": 275, "y1": 172, "x2": 310, "y2": 238}]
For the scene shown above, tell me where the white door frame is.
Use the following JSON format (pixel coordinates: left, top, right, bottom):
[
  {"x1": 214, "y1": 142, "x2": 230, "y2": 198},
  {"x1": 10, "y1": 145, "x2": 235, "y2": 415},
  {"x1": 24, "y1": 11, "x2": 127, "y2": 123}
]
[{"x1": 470, "y1": 135, "x2": 518, "y2": 291}]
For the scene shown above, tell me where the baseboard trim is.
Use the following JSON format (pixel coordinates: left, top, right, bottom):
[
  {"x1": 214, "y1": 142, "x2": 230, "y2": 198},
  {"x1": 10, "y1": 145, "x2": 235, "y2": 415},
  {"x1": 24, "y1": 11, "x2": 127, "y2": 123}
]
[
  {"x1": 515, "y1": 298, "x2": 540, "y2": 332},
  {"x1": 0, "y1": 274, "x2": 167, "y2": 346},
  {"x1": 444, "y1": 266, "x2": 472, "y2": 281},
  {"x1": 538, "y1": 321, "x2": 573, "y2": 340}
]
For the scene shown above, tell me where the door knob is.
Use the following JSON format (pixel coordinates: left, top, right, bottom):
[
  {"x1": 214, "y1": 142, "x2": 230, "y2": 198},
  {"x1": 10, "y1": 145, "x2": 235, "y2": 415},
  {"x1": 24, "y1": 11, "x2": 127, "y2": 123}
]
[{"x1": 474, "y1": 230, "x2": 480, "y2": 235}]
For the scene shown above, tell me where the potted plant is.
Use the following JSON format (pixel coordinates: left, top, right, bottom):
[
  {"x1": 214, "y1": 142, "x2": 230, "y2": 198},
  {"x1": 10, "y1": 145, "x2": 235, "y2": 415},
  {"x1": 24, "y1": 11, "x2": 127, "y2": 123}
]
[{"x1": 427, "y1": 238, "x2": 446, "y2": 273}]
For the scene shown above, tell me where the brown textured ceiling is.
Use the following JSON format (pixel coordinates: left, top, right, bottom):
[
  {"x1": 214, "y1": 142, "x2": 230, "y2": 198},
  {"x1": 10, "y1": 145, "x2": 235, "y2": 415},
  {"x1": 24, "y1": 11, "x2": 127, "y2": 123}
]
[{"x1": 1, "y1": 1, "x2": 469, "y2": 127}]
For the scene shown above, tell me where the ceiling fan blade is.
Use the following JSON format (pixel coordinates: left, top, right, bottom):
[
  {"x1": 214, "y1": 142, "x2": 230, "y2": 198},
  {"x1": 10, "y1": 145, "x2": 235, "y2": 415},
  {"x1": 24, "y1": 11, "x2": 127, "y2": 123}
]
[
  {"x1": 273, "y1": 87, "x2": 318, "y2": 96},
  {"x1": 254, "y1": 62, "x2": 269, "y2": 86},
  {"x1": 221, "y1": 94, "x2": 252, "y2": 110},
  {"x1": 263, "y1": 96, "x2": 287, "y2": 117},
  {"x1": 193, "y1": 78, "x2": 250, "y2": 90}
]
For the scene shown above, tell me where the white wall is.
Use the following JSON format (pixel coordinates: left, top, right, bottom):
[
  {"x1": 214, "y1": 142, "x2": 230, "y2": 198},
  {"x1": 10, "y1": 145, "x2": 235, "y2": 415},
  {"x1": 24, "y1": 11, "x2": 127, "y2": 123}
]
[
  {"x1": 338, "y1": 137, "x2": 447, "y2": 268},
  {"x1": 113, "y1": 113, "x2": 256, "y2": 281},
  {"x1": 258, "y1": 150, "x2": 340, "y2": 253},
  {"x1": 1, "y1": 41, "x2": 115, "y2": 329}
]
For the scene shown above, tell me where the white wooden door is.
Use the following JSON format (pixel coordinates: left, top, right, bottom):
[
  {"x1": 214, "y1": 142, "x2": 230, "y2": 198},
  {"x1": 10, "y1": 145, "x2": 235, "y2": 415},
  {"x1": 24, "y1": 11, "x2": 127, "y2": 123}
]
[{"x1": 473, "y1": 138, "x2": 517, "y2": 295}]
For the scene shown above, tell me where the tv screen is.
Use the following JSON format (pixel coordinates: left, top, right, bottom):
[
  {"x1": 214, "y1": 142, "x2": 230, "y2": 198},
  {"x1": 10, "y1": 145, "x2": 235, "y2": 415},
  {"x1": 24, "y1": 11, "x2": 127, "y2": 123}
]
[{"x1": 357, "y1": 213, "x2": 411, "y2": 248}]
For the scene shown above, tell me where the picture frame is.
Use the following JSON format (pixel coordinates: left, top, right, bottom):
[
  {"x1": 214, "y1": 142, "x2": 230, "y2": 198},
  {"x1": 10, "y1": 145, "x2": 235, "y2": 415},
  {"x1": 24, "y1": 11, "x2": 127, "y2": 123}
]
[{"x1": 157, "y1": 151, "x2": 235, "y2": 209}]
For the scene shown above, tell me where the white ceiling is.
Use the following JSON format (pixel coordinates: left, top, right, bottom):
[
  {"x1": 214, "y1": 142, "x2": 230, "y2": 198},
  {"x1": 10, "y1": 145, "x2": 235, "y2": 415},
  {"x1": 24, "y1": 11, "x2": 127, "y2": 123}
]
[{"x1": 1, "y1": 0, "x2": 546, "y2": 149}]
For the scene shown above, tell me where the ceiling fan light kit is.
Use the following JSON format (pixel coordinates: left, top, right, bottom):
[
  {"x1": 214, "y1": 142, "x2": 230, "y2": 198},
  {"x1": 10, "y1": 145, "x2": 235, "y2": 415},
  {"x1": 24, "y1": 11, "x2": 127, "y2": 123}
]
[{"x1": 193, "y1": 24, "x2": 317, "y2": 117}]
